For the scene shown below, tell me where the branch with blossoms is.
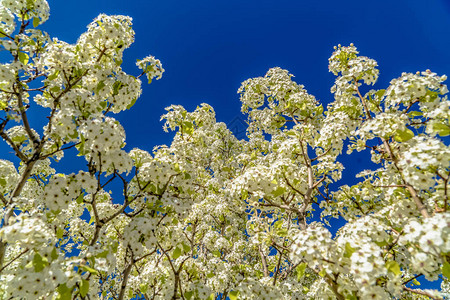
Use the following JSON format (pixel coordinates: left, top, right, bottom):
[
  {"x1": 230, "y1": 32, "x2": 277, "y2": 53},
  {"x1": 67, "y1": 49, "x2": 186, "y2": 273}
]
[{"x1": 0, "y1": 2, "x2": 449, "y2": 299}]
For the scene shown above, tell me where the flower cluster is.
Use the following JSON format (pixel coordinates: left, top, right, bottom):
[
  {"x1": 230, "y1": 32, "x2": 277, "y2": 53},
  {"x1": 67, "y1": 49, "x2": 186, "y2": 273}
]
[
  {"x1": 2, "y1": 0, "x2": 49, "y2": 25},
  {"x1": 400, "y1": 213, "x2": 450, "y2": 278},
  {"x1": 137, "y1": 55, "x2": 165, "y2": 83}
]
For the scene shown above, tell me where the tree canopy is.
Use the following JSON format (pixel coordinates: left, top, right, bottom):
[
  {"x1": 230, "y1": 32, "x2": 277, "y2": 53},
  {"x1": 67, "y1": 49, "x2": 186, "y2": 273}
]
[{"x1": 0, "y1": 1, "x2": 449, "y2": 299}]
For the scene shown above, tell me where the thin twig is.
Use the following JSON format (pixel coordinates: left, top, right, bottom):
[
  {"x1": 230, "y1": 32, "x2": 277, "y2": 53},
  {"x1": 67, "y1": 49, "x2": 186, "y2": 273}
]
[{"x1": 0, "y1": 248, "x2": 29, "y2": 273}]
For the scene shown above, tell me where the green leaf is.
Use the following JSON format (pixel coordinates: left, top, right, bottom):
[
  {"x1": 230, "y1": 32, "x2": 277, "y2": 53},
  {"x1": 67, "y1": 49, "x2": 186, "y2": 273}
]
[
  {"x1": 140, "y1": 284, "x2": 148, "y2": 293},
  {"x1": 182, "y1": 243, "x2": 191, "y2": 253},
  {"x1": 375, "y1": 89, "x2": 386, "y2": 99},
  {"x1": 97, "y1": 250, "x2": 109, "y2": 258},
  {"x1": 432, "y1": 123, "x2": 450, "y2": 137},
  {"x1": 344, "y1": 242, "x2": 356, "y2": 258},
  {"x1": 99, "y1": 101, "x2": 108, "y2": 110},
  {"x1": 0, "y1": 101, "x2": 7, "y2": 111},
  {"x1": 184, "y1": 291, "x2": 194, "y2": 300},
  {"x1": 112, "y1": 81, "x2": 123, "y2": 96},
  {"x1": 386, "y1": 260, "x2": 402, "y2": 276},
  {"x1": 442, "y1": 262, "x2": 450, "y2": 278},
  {"x1": 33, "y1": 252, "x2": 48, "y2": 272},
  {"x1": 56, "y1": 228, "x2": 64, "y2": 239},
  {"x1": 375, "y1": 240, "x2": 389, "y2": 247},
  {"x1": 18, "y1": 52, "x2": 29, "y2": 65},
  {"x1": 95, "y1": 81, "x2": 105, "y2": 94},
  {"x1": 318, "y1": 268, "x2": 327, "y2": 277},
  {"x1": 11, "y1": 134, "x2": 26, "y2": 144},
  {"x1": 172, "y1": 247, "x2": 182, "y2": 259},
  {"x1": 47, "y1": 70, "x2": 59, "y2": 81},
  {"x1": 0, "y1": 178, "x2": 6, "y2": 186},
  {"x1": 76, "y1": 193, "x2": 84, "y2": 204},
  {"x1": 33, "y1": 17, "x2": 40, "y2": 27},
  {"x1": 296, "y1": 263, "x2": 307, "y2": 281},
  {"x1": 272, "y1": 220, "x2": 281, "y2": 231},
  {"x1": 51, "y1": 247, "x2": 59, "y2": 260},
  {"x1": 241, "y1": 190, "x2": 248, "y2": 200},
  {"x1": 316, "y1": 104, "x2": 324, "y2": 115},
  {"x1": 183, "y1": 121, "x2": 194, "y2": 135},
  {"x1": 393, "y1": 128, "x2": 414, "y2": 142},
  {"x1": 271, "y1": 186, "x2": 286, "y2": 197},
  {"x1": 50, "y1": 86, "x2": 60, "y2": 94},
  {"x1": 57, "y1": 283, "x2": 72, "y2": 300},
  {"x1": 408, "y1": 111, "x2": 422, "y2": 117},
  {"x1": 345, "y1": 293, "x2": 358, "y2": 300},
  {"x1": 276, "y1": 228, "x2": 288, "y2": 237},
  {"x1": 229, "y1": 291, "x2": 239, "y2": 300},
  {"x1": 76, "y1": 134, "x2": 86, "y2": 156},
  {"x1": 81, "y1": 265, "x2": 99, "y2": 275},
  {"x1": 79, "y1": 279, "x2": 89, "y2": 297},
  {"x1": 126, "y1": 97, "x2": 137, "y2": 110},
  {"x1": 73, "y1": 68, "x2": 84, "y2": 77}
]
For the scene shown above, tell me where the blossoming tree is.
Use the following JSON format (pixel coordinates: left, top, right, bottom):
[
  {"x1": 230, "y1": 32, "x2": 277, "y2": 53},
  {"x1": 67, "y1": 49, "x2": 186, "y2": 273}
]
[{"x1": 0, "y1": 1, "x2": 449, "y2": 299}]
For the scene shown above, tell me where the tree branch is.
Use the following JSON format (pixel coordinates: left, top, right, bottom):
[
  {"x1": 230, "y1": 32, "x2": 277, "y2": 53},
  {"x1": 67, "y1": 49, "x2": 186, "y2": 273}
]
[
  {"x1": 403, "y1": 287, "x2": 443, "y2": 300},
  {"x1": 258, "y1": 245, "x2": 269, "y2": 277}
]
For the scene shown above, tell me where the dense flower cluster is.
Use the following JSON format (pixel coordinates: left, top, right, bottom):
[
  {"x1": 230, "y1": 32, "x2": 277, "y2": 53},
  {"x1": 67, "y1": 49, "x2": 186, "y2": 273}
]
[
  {"x1": 0, "y1": 1, "x2": 449, "y2": 299},
  {"x1": 137, "y1": 55, "x2": 165, "y2": 83}
]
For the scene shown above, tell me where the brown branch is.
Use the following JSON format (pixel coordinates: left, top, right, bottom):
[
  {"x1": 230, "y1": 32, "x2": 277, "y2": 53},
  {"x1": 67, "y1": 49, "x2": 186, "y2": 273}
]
[
  {"x1": 404, "y1": 99, "x2": 419, "y2": 114},
  {"x1": 0, "y1": 194, "x2": 7, "y2": 205},
  {"x1": 406, "y1": 185, "x2": 430, "y2": 218},
  {"x1": 0, "y1": 125, "x2": 28, "y2": 162},
  {"x1": 118, "y1": 247, "x2": 134, "y2": 300},
  {"x1": 258, "y1": 245, "x2": 269, "y2": 277},
  {"x1": 436, "y1": 171, "x2": 448, "y2": 212},
  {"x1": 373, "y1": 184, "x2": 406, "y2": 188},
  {"x1": 353, "y1": 77, "x2": 372, "y2": 120},
  {"x1": 0, "y1": 29, "x2": 14, "y2": 40},
  {"x1": 380, "y1": 139, "x2": 430, "y2": 218},
  {"x1": 311, "y1": 147, "x2": 332, "y2": 162},
  {"x1": 14, "y1": 80, "x2": 40, "y2": 147},
  {"x1": 272, "y1": 247, "x2": 284, "y2": 286},
  {"x1": 0, "y1": 248, "x2": 29, "y2": 273},
  {"x1": 324, "y1": 273, "x2": 345, "y2": 300},
  {"x1": 352, "y1": 81, "x2": 431, "y2": 220},
  {"x1": 403, "y1": 287, "x2": 443, "y2": 300},
  {"x1": 402, "y1": 273, "x2": 423, "y2": 285},
  {"x1": 25, "y1": 86, "x2": 46, "y2": 92},
  {"x1": 41, "y1": 141, "x2": 82, "y2": 159},
  {"x1": 282, "y1": 173, "x2": 305, "y2": 197}
]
